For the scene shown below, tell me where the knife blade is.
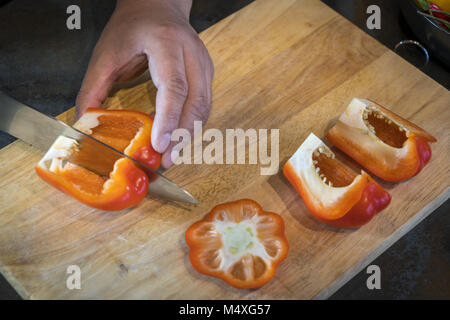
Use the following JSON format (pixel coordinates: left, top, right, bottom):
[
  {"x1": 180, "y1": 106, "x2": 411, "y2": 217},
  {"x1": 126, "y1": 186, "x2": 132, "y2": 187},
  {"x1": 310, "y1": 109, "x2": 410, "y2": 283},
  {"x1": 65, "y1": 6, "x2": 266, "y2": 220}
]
[{"x1": 0, "y1": 91, "x2": 198, "y2": 204}]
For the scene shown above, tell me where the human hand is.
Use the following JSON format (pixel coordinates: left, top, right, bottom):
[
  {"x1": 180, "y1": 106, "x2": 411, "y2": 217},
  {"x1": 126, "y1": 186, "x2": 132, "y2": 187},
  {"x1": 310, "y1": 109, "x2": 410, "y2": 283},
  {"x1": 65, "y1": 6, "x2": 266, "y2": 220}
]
[{"x1": 76, "y1": 0, "x2": 214, "y2": 168}]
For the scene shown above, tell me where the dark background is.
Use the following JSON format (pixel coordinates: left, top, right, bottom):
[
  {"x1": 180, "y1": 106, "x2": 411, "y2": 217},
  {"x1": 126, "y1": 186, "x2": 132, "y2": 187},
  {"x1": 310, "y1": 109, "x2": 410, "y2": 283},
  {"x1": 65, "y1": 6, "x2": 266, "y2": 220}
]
[{"x1": 0, "y1": 0, "x2": 448, "y2": 299}]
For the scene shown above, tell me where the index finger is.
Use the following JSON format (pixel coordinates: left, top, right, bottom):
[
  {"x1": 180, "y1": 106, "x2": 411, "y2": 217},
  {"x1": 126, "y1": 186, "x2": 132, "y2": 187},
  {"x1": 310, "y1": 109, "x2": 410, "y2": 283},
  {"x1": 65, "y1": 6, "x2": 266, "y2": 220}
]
[{"x1": 146, "y1": 43, "x2": 188, "y2": 154}]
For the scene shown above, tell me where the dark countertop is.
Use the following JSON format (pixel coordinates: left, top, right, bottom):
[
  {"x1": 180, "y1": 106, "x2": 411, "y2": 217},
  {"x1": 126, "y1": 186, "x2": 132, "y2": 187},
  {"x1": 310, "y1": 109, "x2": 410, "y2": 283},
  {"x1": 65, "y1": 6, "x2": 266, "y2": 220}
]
[{"x1": 0, "y1": 0, "x2": 448, "y2": 299}]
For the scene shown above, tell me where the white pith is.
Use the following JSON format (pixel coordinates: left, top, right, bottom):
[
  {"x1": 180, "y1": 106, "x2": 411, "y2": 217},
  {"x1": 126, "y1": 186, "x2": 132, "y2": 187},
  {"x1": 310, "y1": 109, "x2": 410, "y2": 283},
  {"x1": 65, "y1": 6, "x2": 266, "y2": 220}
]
[
  {"x1": 38, "y1": 112, "x2": 103, "y2": 173},
  {"x1": 73, "y1": 112, "x2": 100, "y2": 135},
  {"x1": 210, "y1": 215, "x2": 275, "y2": 273},
  {"x1": 340, "y1": 98, "x2": 408, "y2": 150},
  {"x1": 125, "y1": 127, "x2": 144, "y2": 155},
  {"x1": 287, "y1": 133, "x2": 363, "y2": 207},
  {"x1": 37, "y1": 136, "x2": 79, "y2": 172}
]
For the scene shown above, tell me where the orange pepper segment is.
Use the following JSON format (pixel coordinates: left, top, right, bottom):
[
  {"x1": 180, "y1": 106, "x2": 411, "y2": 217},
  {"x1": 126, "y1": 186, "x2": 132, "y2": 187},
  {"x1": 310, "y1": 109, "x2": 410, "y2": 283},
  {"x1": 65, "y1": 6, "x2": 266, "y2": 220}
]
[
  {"x1": 326, "y1": 98, "x2": 436, "y2": 182},
  {"x1": 35, "y1": 108, "x2": 161, "y2": 211},
  {"x1": 36, "y1": 158, "x2": 149, "y2": 211},
  {"x1": 185, "y1": 199, "x2": 289, "y2": 289},
  {"x1": 283, "y1": 133, "x2": 390, "y2": 228}
]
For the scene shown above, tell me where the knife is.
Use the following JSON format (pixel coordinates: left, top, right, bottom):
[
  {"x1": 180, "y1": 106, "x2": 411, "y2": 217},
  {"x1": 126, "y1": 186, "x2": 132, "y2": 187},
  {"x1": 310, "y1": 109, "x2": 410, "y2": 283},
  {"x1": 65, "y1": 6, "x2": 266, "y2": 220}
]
[{"x1": 0, "y1": 91, "x2": 198, "y2": 204}]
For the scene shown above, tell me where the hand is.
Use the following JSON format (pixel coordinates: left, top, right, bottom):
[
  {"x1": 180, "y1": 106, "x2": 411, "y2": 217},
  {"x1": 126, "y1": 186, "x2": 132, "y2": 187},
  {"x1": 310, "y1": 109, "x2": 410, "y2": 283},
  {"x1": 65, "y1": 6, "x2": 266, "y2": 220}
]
[{"x1": 76, "y1": 0, "x2": 214, "y2": 168}]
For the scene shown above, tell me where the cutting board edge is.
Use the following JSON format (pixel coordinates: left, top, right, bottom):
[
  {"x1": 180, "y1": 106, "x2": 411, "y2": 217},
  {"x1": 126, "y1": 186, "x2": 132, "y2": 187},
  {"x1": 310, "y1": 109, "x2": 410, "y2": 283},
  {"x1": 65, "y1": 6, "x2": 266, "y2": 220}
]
[
  {"x1": 0, "y1": 263, "x2": 30, "y2": 299},
  {"x1": 313, "y1": 187, "x2": 450, "y2": 300},
  {"x1": 0, "y1": 0, "x2": 449, "y2": 300}
]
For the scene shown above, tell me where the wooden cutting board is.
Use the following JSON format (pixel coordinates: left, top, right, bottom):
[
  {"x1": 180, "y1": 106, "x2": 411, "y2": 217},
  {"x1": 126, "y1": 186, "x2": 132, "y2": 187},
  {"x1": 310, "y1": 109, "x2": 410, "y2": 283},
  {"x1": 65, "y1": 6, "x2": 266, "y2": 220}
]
[{"x1": 0, "y1": 0, "x2": 449, "y2": 299}]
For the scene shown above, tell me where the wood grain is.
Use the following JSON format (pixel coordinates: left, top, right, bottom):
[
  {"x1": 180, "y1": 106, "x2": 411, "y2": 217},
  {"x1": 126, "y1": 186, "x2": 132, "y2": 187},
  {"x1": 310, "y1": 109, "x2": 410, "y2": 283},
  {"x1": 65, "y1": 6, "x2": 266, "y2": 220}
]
[{"x1": 0, "y1": 0, "x2": 449, "y2": 299}]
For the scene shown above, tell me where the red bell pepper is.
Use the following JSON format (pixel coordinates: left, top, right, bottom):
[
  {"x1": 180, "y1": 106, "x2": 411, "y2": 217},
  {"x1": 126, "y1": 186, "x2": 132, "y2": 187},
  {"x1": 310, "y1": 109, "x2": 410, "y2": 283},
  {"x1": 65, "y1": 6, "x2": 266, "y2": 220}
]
[
  {"x1": 185, "y1": 199, "x2": 289, "y2": 289},
  {"x1": 326, "y1": 98, "x2": 436, "y2": 182},
  {"x1": 35, "y1": 108, "x2": 161, "y2": 211},
  {"x1": 429, "y1": 3, "x2": 450, "y2": 20},
  {"x1": 283, "y1": 133, "x2": 391, "y2": 228}
]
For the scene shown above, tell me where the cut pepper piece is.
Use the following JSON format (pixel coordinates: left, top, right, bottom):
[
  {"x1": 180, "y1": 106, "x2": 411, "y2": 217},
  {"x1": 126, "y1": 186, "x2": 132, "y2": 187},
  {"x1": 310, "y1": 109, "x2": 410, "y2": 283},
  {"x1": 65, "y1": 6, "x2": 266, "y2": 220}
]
[
  {"x1": 185, "y1": 199, "x2": 289, "y2": 289},
  {"x1": 326, "y1": 98, "x2": 436, "y2": 182},
  {"x1": 35, "y1": 108, "x2": 161, "y2": 211},
  {"x1": 283, "y1": 133, "x2": 390, "y2": 228}
]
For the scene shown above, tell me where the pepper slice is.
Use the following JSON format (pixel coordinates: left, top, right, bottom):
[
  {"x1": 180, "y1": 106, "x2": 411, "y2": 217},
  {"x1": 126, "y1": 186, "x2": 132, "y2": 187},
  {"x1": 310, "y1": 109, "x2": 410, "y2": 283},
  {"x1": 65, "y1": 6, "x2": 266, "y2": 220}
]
[
  {"x1": 326, "y1": 98, "x2": 436, "y2": 182},
  {"x1": 185, "y1": 199, "x2": 289, "y2": 289},
  {"x1": 283, "y1": 133, "x2": 391, "y2": 228},
  {"x1": 35, "y1": 108, "x2": 161, "y2": 211}
]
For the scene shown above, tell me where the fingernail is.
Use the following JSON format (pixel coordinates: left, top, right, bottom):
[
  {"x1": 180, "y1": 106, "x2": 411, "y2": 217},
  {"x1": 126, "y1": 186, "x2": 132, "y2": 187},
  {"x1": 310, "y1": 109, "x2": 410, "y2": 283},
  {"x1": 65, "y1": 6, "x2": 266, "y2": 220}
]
[
  {"x1": 162, "y1": 151, "x2": 174, "y2": 169},
  {"x1": 156, "y1": 132, "x2": 171, "y2": 153}
]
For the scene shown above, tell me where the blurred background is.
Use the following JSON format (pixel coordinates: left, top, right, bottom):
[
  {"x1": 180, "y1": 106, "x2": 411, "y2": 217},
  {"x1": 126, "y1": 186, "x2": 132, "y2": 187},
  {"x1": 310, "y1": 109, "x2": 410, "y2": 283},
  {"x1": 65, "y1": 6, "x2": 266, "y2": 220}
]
[{"x1": 0, "y1": 0, "x2": 448, "y2": 299}]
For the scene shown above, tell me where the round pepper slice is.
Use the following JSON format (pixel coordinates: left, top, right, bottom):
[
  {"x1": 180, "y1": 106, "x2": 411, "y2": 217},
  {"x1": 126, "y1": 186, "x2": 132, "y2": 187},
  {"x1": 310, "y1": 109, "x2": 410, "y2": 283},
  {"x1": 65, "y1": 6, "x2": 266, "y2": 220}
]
[{"x1": 185, "y1": 199, "x2": 289, "y2": 289}]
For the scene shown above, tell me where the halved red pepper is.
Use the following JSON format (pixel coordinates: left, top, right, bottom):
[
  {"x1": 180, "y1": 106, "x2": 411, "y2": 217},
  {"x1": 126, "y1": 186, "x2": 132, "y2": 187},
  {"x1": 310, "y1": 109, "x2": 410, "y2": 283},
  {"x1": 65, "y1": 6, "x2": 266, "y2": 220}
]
[
  {"x1": 185, "y1": 199, "x2": 289, "y2": 289},
  {"x1": 283, "y1": 133, "x2": 391, "y2": 228},
  {"x1": 35, "y1": 108, "x2": 161, "y2": 211},
  {"x1": 326, "y1": 98, "x2": 436, "y2": 182}
]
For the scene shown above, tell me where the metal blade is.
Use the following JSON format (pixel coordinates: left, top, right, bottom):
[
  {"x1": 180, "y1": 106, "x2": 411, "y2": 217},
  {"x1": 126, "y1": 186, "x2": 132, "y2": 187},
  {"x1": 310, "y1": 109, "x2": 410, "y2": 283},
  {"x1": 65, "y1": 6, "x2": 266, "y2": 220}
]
[{"x1": 0, "y1": 91, "x2": 198, "y2": 204}]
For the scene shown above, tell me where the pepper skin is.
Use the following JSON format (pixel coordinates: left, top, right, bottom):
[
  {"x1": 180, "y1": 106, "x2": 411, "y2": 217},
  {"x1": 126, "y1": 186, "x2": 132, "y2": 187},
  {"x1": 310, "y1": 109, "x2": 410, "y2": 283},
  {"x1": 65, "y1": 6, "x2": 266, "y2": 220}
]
[
  {"x1": 35, "y1": 109, "x2": 161, "y2": 211},
  {"x1": 283, "y1": 133, "x2": 391, "y2": 228},
  {"x1": 185, "y1": 199, "x2": 289, "y2": 289},
  {"x1": 427, "y1": 0, "x2": 450, "y2": 12},
  {"x1": 429, "y1": 3, "x2": 450, "y2": 21},
  {"x1": 326, "y1": 98, "x2": 436, "y2": 182}
]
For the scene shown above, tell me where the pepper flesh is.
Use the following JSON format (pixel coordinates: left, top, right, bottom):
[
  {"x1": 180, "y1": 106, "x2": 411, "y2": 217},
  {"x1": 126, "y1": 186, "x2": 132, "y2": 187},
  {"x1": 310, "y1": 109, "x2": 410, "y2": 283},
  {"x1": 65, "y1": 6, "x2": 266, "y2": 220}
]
[
  {"x1": 283, "y1": 133, "x2": 390, "y2": 228},
  {"x1": 326, "y1": 98, "x2": 436, "y2": 182},
  {"x1": 35, "y1": 108, "x2": 161, "y2": 211},
  {"x1": 185, "y1": 199, "x2": 289, "y2": 289}
]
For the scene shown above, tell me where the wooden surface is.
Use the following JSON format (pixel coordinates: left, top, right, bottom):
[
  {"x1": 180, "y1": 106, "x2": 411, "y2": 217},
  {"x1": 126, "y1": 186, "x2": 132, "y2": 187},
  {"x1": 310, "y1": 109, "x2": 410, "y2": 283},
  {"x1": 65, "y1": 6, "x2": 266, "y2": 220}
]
[{"x1": 0, "y1": 0, "x2": 449, "y2": 299}]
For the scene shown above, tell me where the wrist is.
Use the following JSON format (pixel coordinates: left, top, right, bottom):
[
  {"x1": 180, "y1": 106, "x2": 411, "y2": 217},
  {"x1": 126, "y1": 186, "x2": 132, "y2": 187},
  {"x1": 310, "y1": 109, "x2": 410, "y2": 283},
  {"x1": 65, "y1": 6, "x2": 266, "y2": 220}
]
[{"x1": 116, "y1": 0, "x2": 192, "y2": 19}]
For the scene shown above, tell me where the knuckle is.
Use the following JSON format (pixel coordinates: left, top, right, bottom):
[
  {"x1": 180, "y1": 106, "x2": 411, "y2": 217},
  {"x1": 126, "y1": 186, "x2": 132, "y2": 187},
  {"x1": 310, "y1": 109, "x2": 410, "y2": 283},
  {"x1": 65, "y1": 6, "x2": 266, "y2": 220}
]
[
  {"x1": 162, "y1": 108, "x2": 181, "y2": 127},
  {"x1": 165, "y1": 76, "x2": 189, "y2": 99},
  {"x1": 189, "y1": 95, "x2": 211, "y2": 122},
  {"x1": 195, "y1": 94, "x2": 210, "y2": 109},
  {"x1": 155, "y1": 23, "x2": 185, "y2": 41}
]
